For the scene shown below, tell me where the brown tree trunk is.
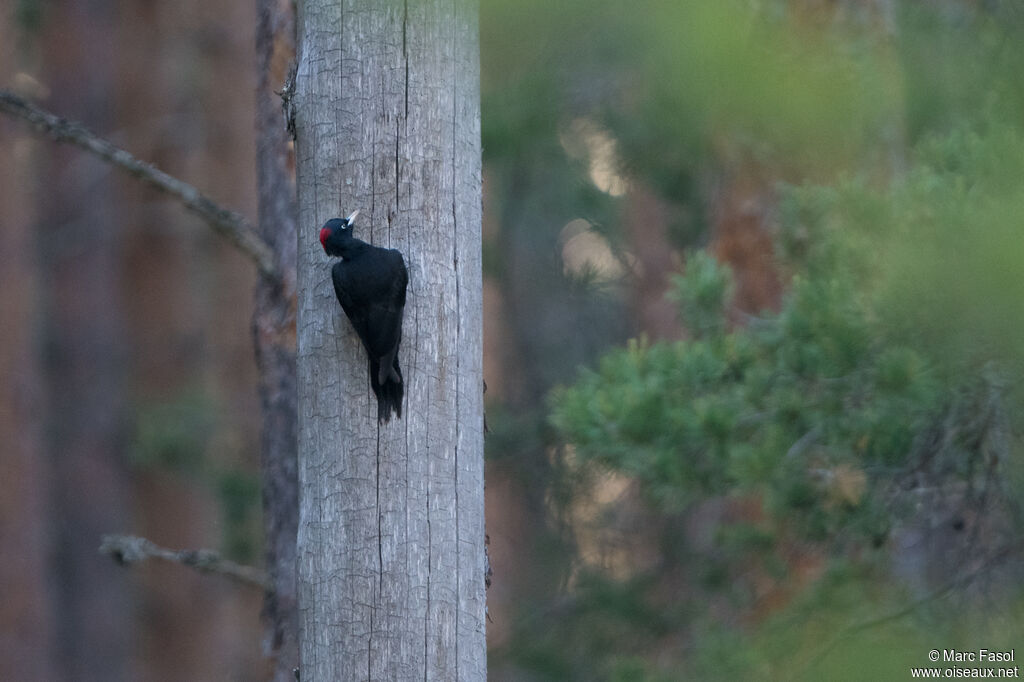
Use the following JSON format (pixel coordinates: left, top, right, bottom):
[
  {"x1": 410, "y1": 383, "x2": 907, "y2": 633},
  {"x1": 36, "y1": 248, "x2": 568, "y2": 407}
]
[
  {"x1": 624, "y1": 185, "x2": 683, "y2": 340},
  {"x1": 38, "y1": 0, "x2": 133, "y2": 677},
  {"x1": 0, "y1": 38, "x2": 55, "y2": 679},
  {"x1": 293, "y1": 0, "x2": 486, "y2": 678},
  {"x1": 254, "y1": 0, "x2": 300, "y2": 679}
]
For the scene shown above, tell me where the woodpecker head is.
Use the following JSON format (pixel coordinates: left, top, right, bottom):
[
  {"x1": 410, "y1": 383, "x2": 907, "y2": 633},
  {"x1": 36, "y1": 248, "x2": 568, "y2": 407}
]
[{"x1": 319, "y1": 210, "x2": 360, "y2": 257}]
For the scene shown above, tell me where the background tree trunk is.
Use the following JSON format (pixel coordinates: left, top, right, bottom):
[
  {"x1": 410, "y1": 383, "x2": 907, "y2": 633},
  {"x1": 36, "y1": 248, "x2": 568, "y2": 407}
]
[
  {"x1": 293, "y1": 0, "x2": 485, "y2": 679},
  {"x1": 254, "y1": 0, "x2": 300, "y2": 679},
  {"x1": 38, "y1": 1, "x2": 133, "y2": 678},
  {"x1": 0, "y1": 45, "x2": 54, "y2": 681}
]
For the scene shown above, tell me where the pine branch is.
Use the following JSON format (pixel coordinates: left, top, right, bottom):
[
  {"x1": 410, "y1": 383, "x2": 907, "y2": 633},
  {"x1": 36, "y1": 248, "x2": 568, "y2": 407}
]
[
  {"x1": 805, "y1": 540, "x2": 1023, "y2": 671},
  {"x1": 99, "y1": 534, "x2": 270, "y2": 590},
  {"x1": 0, "y1": 89, "x2": 279, "y2": 280}
]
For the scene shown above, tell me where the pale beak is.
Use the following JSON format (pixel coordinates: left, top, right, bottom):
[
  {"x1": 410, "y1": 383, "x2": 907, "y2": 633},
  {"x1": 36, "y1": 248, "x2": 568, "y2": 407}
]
[{"x1": 345, "y1": 209, "x2": 360, "y2": 224}]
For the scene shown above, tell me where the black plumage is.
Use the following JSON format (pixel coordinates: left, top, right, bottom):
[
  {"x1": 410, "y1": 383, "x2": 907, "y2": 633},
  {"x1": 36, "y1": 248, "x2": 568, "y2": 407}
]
[{"x1": 319, "y1": 211, "x2": 408, "y2": 423}]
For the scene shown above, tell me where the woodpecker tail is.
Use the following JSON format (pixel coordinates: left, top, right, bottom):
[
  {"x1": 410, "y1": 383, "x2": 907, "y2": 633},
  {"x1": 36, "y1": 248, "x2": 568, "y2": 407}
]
[{"x1": 369, "y1": 356, "x2": 403, "y2": 424}]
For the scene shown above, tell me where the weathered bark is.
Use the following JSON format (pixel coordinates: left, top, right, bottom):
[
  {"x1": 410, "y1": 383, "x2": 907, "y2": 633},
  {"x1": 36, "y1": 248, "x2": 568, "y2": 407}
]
[
  {"x1": 293, "y1": 0, "x2": 486, "y2": 679},
  {"x1": 254, "y1": 0, "x2": 300, "y2": 679}
]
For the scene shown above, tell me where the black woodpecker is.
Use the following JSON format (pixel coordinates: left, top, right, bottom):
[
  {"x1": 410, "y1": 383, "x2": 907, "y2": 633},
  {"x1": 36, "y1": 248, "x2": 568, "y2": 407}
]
[{"x1": 319, "y1": 211, "x2": 409, "y2": 423}]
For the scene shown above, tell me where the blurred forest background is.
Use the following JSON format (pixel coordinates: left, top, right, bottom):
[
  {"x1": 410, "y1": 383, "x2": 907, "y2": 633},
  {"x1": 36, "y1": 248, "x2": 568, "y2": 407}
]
[{"x1": 3, "y1": 0, "x2": 1024, "y2": 680}]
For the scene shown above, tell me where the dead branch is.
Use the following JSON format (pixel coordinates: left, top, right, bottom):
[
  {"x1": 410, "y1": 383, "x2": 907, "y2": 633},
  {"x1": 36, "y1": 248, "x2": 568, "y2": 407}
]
[
  {"x1": 99, "y1": 534, "x2": 270, "y2": 590},
  {"x1": 0, "y1": 89, "x2": 279, "y2": 280}
]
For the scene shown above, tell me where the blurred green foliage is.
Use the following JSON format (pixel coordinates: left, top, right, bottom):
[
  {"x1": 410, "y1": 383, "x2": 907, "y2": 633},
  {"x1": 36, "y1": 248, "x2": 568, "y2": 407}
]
[
  {"x1": 15, "y1": 0, "x2": 44, "y2": 35},
  {"x1": 543, "y1": 140, "x2": 1023, "y2": 676},
  {"x1": 132, "y1": 387, "x2": 218, "y2": 474},
  {"x1": 216, "y1": 470, "x2": 261, "y2": 563},
  {"x1": 482, "y1": 0, "x2": 1024, "y2": 678},
  {"x1": 131, "y1": 387, "x2": 261, "y2": 562},
  {"x1": 553, "y1": 220, "x2": 942, "y2": 525}
]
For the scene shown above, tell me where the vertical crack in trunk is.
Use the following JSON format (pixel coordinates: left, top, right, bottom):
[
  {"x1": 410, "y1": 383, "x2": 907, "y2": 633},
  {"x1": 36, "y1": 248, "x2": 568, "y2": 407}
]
[
  {"x1": 403, "y1": 0, "x2": 410, "y2": 119},
  {"x1": 423, "y1": 483, "x2": 432, "y2": 682},
  {"x1": 395, "y1": 118, "x2": 401, "y2": 212},
  {"x1": 450, "y1": 4, "x2": 462, "y2": 675},
  {"x1": 371, "y1": 109, "x2": 378, "y2": 235},
  {"x1": 372, "y1": 424, "x2": 382, "y2": 679}
]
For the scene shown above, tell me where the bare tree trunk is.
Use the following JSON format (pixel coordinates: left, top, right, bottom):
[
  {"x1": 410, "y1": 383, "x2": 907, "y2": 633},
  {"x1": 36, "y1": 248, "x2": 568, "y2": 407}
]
[
  {"x1": 0, "y1": 10, "x2": 56, "y2": 680},
  {"x1": 37, "y1": 1, "x2": 133, "y2": 678},
  {"x1": 624, "y1": 185, "x2": 683, "y2": 340},
  {"x1": 0, "y1": 93, "x2": 55, "y2": 682},
  {"x1": 254, "y1": 0, "x2": 300, "y2": 679},
  {"x1": 293, "y1": 0, "x2": 485, "y2": 679}
]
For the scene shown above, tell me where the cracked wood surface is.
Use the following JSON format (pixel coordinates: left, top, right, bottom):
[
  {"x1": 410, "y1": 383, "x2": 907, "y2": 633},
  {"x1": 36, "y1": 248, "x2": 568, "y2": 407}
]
[{"x1": 293, "y1": 1, "x2": 484, "y2": 679}]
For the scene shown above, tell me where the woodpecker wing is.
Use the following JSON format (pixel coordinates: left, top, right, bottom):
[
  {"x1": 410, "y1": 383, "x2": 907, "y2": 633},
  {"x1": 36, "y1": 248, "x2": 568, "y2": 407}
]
[
  {"x1": 374, "y1": 250, "x2": 408, "y2": 357},
  {"x1": 331, "y1": 247, "x2": 408, "y2": 362}
]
